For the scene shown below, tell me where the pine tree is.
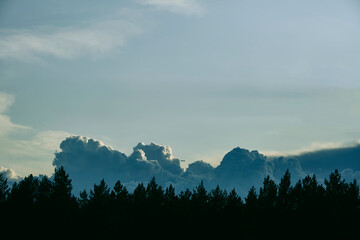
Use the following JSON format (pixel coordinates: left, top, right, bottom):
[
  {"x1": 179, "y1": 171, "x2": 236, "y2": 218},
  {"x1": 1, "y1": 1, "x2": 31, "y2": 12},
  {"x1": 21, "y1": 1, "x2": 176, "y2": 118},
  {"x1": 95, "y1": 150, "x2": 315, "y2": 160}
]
[
  {"x1": 37, "y1": 176, "x2": 52, "y2": 202},
  {"x1": 9, "y1": 174, "x2": 38, "y2": 206},
  {"x1": 324, "y1": 169, "x2": 346, "y2": 199},
  {"x1": 208, "y1": 185, "x2": 227, "y2": 212},
  {"x1": 164, "y1": 184, "x2": 177, "y2": 203},
  {"x1": 226, "y1": 188, "x2": 242, "y2": 210},
  {"x1": 112, "y1": 180, "x2": 129, "y2": 201},
  {"x1": 51, "y1": 166, "x2": 76, "y2": 214},
  {"x1": 52, "y1": 166, "x2": 73, "y2": 202},
  {"x1": 345, "y1": 179, "x2": 359, "y2": 209},
  {"x1": 259, "y1": 175, "x2": 277, "y2": 209},
  {"x1": 145, "y1": 177, "x2": 163, "y2": 205},
  {"x1": 89, "y1": 179, "x2": 110, "y2": 207},
  {"x1": 0, "y1": 172, "x2": 9, "y2": 203},
  {"x1": 89, "y1": 179, "x2": 110, "y2": 205},
  {"x1": 278, "y1": 169, "x2": 291, "y2": 209},
  {"x1": 192, "y1": 181, "x2": 208, "y2": 208},
  {"x1": 79, "y1": 190, "x2": 89, "y2": 208},
  {"x1": 245, "y1": 186, "x2": 258, "y2": 208},
  {"x1": 133, "y1": 182, "x2": 146, "y2": 204}
]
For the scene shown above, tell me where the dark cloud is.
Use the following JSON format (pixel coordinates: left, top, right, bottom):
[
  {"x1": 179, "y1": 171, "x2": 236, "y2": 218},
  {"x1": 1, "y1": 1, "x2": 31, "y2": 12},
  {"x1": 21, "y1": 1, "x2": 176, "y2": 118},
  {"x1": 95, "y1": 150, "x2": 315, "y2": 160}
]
[
  {"x1": 53, "y1": 136, "x2": 185, "y2": 193},
  {"x1": 133, "y1": 142, "x2": 183, "y2": 175},
  {"x1": 270, "y1": 157, "x2": 306, "y2": 181},
  {"x1": 295, "y1": 144, "x2": 360, "y2": 173},
  {"x1": 52, "y1": 136, "x2": 360, "y2": 196},
  {"x1": 213, "y1": 147, "x2": 272, "y2": 195},
  {"x1": 281, "y1": 144, "x2": 360, "y2": 181},
  {"x1": 183, "y1": 160, "x2": 214, "y2": 183}
]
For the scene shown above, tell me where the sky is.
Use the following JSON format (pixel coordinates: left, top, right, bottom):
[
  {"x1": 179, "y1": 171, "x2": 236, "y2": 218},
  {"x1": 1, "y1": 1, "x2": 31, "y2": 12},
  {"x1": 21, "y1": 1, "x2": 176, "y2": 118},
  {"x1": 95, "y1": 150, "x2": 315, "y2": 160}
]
[{"x1": 1, "y1": 0, "x2": 360, "y2": 178}]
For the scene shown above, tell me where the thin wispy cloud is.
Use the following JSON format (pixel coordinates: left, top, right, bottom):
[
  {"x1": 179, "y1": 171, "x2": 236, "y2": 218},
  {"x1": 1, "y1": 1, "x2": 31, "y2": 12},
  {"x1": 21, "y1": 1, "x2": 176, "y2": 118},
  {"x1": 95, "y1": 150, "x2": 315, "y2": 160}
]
[
  {"x1": 0, "y1": 1, "x2": 204, "y2": 62},
  {"x1": 0, "y1": 18, "x2": 142, "y2": 61},
  {"x1": 137, "y1": 0, "x2": 205, "y2": 15},
  {"x1": 0, "y1": 92, "x2": 30, "y2": 136}
]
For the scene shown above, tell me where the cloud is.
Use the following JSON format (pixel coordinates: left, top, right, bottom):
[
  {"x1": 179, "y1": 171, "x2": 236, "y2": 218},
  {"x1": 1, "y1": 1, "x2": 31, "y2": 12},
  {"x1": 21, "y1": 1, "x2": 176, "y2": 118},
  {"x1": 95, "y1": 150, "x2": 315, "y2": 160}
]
[
  {"x1": 0, "y1": 92, "x2": 14, "y2": 114},
  {"x1": 133, "y1": 142, "x2": 183, "y2": 175},
  {"x1": 0, "y1": 92, "x2": 29, "y2": 136},
  {"x1": 0, "y1": 166, "x2": 20, "y2": 183},
  {"x1": 270, "y1": 156, "x2": 306, "y2": 181},
  {"x1": 137, "y1": 0, "x2": 205, "y2": 16},
  {"x1": 53, "y1": 136, "x2": 186, "y2": 193},
  {"x1": 0, "y1": 16, "x2": 142, "y2": 61},
  {"x1": 291, "y1": 143, "x2": 360, "y2": 178},
  {"x1": 0, "y1": 0, "x2": 205, "y2": 62},
  {"x1": 213, "y1": 147, "x2": 272, "y2": 195},
  {"x1": 51, "y1": 136, "x2": 360, "y2": 196},
  {"x1": 183, "y1": 160, "x2": 214, "y2": 182}
]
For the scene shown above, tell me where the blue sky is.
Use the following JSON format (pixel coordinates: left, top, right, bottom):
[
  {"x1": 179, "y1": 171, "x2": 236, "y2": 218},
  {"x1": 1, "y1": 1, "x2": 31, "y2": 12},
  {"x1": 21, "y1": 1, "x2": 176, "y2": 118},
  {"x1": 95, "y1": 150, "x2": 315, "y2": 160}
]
[{"x1": 1, "y1": 0, "x2": 360, "y2": 177}]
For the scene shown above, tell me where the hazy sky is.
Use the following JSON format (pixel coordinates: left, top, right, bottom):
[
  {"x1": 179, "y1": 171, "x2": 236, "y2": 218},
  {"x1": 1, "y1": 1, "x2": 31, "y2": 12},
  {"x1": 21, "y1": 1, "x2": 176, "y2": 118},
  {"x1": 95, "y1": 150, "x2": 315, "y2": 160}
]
[{"x1": 1, "y1": 0, "x2": 360, "y2": 176}]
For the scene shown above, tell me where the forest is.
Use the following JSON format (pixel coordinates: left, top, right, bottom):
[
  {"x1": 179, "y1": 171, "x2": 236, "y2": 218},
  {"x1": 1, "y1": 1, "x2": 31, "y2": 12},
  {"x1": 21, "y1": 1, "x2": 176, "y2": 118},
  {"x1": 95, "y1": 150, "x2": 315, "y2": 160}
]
[{"x1": 0, "y1": 167, "x2": 359, "y2": 238}]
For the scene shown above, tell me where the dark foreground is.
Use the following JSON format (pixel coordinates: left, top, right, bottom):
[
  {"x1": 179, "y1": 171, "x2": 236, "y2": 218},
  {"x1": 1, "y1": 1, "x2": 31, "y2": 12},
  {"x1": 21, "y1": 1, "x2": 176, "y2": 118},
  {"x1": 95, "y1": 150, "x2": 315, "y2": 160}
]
[{"x1": 1, "y1": 168, "x2": 359, "y2": 238}]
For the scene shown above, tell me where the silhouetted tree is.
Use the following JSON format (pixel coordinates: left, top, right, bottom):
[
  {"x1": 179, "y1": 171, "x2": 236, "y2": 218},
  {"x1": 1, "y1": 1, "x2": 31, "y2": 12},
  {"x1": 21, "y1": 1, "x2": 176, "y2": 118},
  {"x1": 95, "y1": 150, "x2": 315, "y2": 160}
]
[
  {"x1": 52, "y1": 166, "x2": 73, "y2": 202},
  {"x1": 51, "y1": 166, "x2": 77, "y2": 221},
  {"x1": 145, "y1": 177, "x2": 163, "y2": 206},
  {"x1": 0, "y1": 172, "x2": 9, "y2": 204},
  {"x1": 324, "y1": 169, "x2": 346, "y2": 205},
  {"x1": 277, "y1": 169, "x2": 291, "y2": 209},
  {"x1": 112, "y1": 180, "x2": 130, "y2": 203},
  {"x1": 208, "y1": 185, "x2": 227, "y2": 213},
  {"x1": 164, "y1": 184, "x2": 177, "y2": 203},
  {"x1": 345, "y1": 179, "x2": 359, "y2": 209},
  {"x1": 245, "y1": 186, "x2": 257, "y2": 207},
  {"x1": 9, "y1": 174, "x2": 38, "y2": 208},
  {"x1": 192, "y1": 181, "x2": 208, "y2": 208},
  {"x1": 259, "y1": 175, "x2": 277, "y2": 210},
  {"x1": 225, "y1": 188, "x2": 242, "y2": 213},
  {"x1": 111, "y1": 180, "x2": 130, "y2": 218},
  {"x1": 178, "y1": 188, "x2": 192, "y2": 220},
  {"x1": 2, "y1": 168, "x2": 360, "y2": 237},
  {"x1": 179, "y1": 188, "x2": 192, "y2": 202},
  {"x1": 37, "y1": 176, "x2": 52, "y2": 199},
  {"x1": 133, "y1": 182, "x2": 146, "y2": 204},
  {"x1": 78, "y1": 189, "x2": 89, "y2": 209},
  {"x1": 36, "y1": 175, "x2": 53, "y2": 212},
  {"x1": 89, "y1": 179, "x2": 110, "y2": 208}
]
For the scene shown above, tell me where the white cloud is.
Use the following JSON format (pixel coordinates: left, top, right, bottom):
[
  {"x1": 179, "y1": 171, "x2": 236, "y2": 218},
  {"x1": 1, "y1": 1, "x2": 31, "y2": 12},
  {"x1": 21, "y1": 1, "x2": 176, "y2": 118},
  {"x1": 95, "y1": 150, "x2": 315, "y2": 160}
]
[
  {"x1": 0, "y1": 92, "x2": 30, "y2": 137},
  {"x1": 260, "y1": 141, "x2": 354, "y2": 157},
  {"x1": 0, "y1": 1, "x2": 204, "y2": 62},
  {"x1": 0, "y1": 17, "x2": 142, "y2": 61},
  {"x1": 0, "y1": 166, "x2": 21, "y2": 182},
  {"x1": 0, "y1": 92, "x2": 14, "y2": 113},
  {"x1": 137, "y1": 0, "x2": 205, "y2": 15}
]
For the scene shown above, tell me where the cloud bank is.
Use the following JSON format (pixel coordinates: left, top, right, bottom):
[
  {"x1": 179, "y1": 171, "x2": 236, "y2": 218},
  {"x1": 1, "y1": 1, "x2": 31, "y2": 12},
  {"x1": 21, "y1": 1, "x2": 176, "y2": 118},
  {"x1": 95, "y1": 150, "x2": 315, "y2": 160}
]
[{"x1": 53, "y1": 136, "x2": 360, "y2": 195}]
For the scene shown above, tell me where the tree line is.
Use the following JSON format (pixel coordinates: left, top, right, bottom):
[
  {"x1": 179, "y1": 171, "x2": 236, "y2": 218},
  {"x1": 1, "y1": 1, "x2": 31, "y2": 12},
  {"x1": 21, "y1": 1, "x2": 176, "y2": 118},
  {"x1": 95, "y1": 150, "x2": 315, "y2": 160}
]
[{"x1": 0, "y1": 167, "x2": 359, "y2": 238}]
